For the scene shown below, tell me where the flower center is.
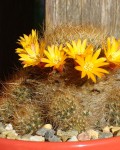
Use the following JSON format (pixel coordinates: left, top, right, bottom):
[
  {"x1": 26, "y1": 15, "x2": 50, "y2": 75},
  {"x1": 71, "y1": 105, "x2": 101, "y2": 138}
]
[
  {"x1": 31, "y1": 43, "x2": 36, "y2": 52},
  {"x1": 84, "y1": 62, "x2": 94, "y2": 71},
  {"x1": 54, "y1": 56, "x2": 61, "y2": 64}
]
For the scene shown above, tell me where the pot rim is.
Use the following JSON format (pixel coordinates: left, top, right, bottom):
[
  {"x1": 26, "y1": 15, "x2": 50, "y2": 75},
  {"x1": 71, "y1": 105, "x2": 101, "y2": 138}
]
[{"x1": 0, "y1": 136, "x2": 120, "y2": 150}]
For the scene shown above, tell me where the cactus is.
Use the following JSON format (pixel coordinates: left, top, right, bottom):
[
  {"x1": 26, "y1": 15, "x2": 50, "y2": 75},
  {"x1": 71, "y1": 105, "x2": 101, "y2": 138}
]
[
  {"x1": 0, "y1": 68, "x2": 45, "y2": 135},
  {"x1": 104, "y1": 76, "x2": 120, "y2": 126},
  {"x1": 46, "y1": 89, "x2": 86, "y2": 132},
  {"x1": 77, "y1": 69, "x2": 120, "y2": 130},
  {"x1": 0, "y1": 25, "x2": 120, "y2": 137},
  {"x1": 1, "y1": 64, "x2": 120, "y2": 134},
  {"x1": 44, "y1": 24, "x2": 108, "y2": 49},
  {"x1": 104, "y1": 100, "x2": 120, "y2": 126}
]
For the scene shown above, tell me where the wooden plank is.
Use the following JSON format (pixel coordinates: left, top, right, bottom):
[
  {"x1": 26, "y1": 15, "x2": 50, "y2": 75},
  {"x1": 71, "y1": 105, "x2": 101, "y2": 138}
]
[
  {"x1": 45, "y1": 0, "x2": 120, "y2": 37},
  {"x1": 81, "y1": 0, "x2": 91, "y2": 25},
  {"x1": 101, "y1": 0, "x2": 116, "y2": 34},
  {"x1": 45, "y1": 0, "x2": 56, "y2": 31},
  {"x1": 90, "y1": 0, "x2": 101, "y2": 26},
  {"x1": 55, "y1": 0, "x2": 67, "y2": 25},
  {"x1": 66, "y1": 0, "x2": 73, "y2": 23},
  {"x1": 114, "y1": 0, "x2": 120, "y2": 38},
  {"x1": 72, "y1": 0, "x2": 82, "y2": 24},
  {"x1": 111, "y1": 0, "x2": 117, "y2": 36}
]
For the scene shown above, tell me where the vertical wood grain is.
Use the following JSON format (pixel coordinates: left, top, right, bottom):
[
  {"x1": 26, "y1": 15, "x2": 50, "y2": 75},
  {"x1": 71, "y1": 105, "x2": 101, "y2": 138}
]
[
  {"x1": 101, "y1": 0, "x2": 117, "y2": 35},
  {"x1": 90, "y1": 0, "x2": 101, "y2": 26},
  {"x1": 45, "y1": 0, "x2": 56, "y2": 32},
  {"x1": 81, "y1": 0, "x2": 91, "y2": 25},
  {"x1": 72, "y1": 0, "x2": 82, "y2": 24},
  {"x1": 114, "y1": 0, "x2": 120, "y2": 37},
  {"x1": 55, "y1": 0, "x2": 67, "y2": 25},
  {"x1": 66, "y1": 0, "x2": 73, "y2": 23}
]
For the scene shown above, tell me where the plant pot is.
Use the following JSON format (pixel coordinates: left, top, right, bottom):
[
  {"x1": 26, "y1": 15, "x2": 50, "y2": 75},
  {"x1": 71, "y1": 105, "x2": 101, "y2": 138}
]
[{"x1": 0, "y1": 137, "x2": 120, "y2": 150}]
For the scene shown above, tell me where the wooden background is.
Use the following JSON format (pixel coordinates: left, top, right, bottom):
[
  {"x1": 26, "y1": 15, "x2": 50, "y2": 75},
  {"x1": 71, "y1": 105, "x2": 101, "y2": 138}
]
[{"x1": 45, "y1": 0, "x2": 120, "y2": 37}]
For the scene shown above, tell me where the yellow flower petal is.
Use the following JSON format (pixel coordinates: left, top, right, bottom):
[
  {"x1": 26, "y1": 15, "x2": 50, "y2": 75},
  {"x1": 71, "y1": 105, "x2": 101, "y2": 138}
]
[
  {"x1": 104, "y1": 37, "x2": 120, "y2": 65},
  {"x1": 75, "y1": 48, "x2": 109, "y2": 83},
  {"x1": 75, "y1": 66, "x2": 82, "y2": 71},
  {"x1": 95, "y1": 68, "x2": 109, "y2": 74},
  {"x1": 42, "y1": 44, "x2": 67, "y2": 71},
  {"x1": 92, "y1": 49, "x2": 101, "y2": 61},
  {"x1": 16, "y1": 29, "x2": 45, "y2": 68},
  {"x1": 81, "y1": 71, "x2": 87, "y2": 78},
  {"x1": 65, "y1": 39, "x2": 89, "y2": 59},
  {"x1": 81, "y1": 39, "x2": 87, "y2": 54},
  {"x1": 93, "y1": 71, "x2": 104, "y2": 78},
  {"x1": 89, "y1": 72, "x2": 96, "y2": 83}
]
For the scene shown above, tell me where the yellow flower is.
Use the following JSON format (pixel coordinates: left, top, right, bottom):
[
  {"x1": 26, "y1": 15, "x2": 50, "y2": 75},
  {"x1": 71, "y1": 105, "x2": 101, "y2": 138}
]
[
  {"x1": 16, "y1": 29, "x2": 45, "y2": 68},
  {"x1": 41, "y1": 45, "x2": 67, "y2": 71},
  {"x1": 75, "y1": 49, "x2": 109, "y2": 83},
  {"x1": 104, "y1": 37, "x2": 120, "y2": 65},
  {"x1": 64, "y1": 39, "x2": 93, "y2": 59}
]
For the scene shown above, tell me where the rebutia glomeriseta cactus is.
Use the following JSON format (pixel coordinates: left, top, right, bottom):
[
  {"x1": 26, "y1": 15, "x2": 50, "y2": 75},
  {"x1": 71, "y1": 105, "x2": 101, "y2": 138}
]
[
  {"x1": 0, "y1": 69, "x2": 45, "y2": 134},
  {"x1": 0, "y1": 25, "x2": 120, "y2": 135}
]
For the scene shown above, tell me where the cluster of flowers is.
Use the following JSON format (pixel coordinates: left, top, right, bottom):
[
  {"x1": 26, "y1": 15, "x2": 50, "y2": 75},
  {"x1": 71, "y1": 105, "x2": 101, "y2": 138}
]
[{"x1": 16, "y1": 29, "x2": 120, "y2": 83}]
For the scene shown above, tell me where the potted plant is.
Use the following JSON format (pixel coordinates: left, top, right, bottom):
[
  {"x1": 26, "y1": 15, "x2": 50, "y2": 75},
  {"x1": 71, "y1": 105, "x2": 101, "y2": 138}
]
[{"x1": 0, "y1": 25, "x2": 120, "y2": 149}]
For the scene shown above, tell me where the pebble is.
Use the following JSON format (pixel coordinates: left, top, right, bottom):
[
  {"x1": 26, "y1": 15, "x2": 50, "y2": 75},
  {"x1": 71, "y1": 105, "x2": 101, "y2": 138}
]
[
  {"x1": 21, "y1": 134, "x2": 32, "y2": 141},
  {"x1": 103, "y1": 126, "x2": 110, "y2": 133},
  {"x1": 6, "y1": 131, "x2": 18, "y2": 140},
  {"x1": 36, "y1": 124, "x2": 53, "y2": 136},
  {"x1": 44, "y1": 129, "x2": 55, "y2": 140},
  {"x1": 67, "y1": 136, "x2": 78, "y2": 142},
  {"x1": 0, "y1": 123, "x2": 18, "y2": 139},
  {"x1": 30, "y1": 135, "x2": 45, "y2": 142},
  {"x1": 110, "y1": 126, "x2": 120, "y2": 134},
  {"x1": 116, "y1": 130, "x2": 120, "y2": 136},
  {"x1": 41, "y1": 128, "x2": 62, "y2": 142},
  {"x1": 0, "y1": 133, "x2": 6, "y2": 138},
  {"x1": 0, "y1": 122, "x2": 119, "y2": 142},
  {"x1": 5, "y1": 124, "x2": 13, "y2": 131},
  {"x1": 57, "y1": 129, "x2": 78, "y2": 141},
  {"x1": 43, "y1": 124, "x2": 53, "y2": 130},
  {"x1": 0, "y1": 122, "x2": 5, "y2": 133},
  {"x1": 77, "y1": 132, "x2": 90, "y2": 141},
  {"x1": 47, "y1": 134, "x2": 62, "y2": 142},
  {"x1": 1, "y1": 130, "x2": 18, "y2": 140},
  {"x1": 99, "y1": 132, "x2": 113, "y2": 139},
  {"x1": 86, "y1": 129, "x2": 99, "y2": 139},
  {"x1": 36, "y1": 128, "x2": 49, "y2": 136}
]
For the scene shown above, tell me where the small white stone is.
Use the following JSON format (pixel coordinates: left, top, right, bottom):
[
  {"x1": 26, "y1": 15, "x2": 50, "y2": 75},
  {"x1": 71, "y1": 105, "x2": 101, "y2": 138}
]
[
  {"x1": 2, "y1": 130, "x2": 18, "y2": 139},
  {"x1": 16, "y1": 135, "x2": 22, "y2": 140},
  {"x1": 0, "y1": 133, "x2": 6, "y2": 138},
  {"x1": 67, "y1": 136, "x2": 78, "y2": 142},
  {"x1": 57, "y1": 129, "x2": 78, "y2": 141},
  {"x1": 116, "y1": 130, "x2": 120, "y2": 136},
  {"x1": 57, "y1": 129, "x2": 78, "y2": 137},
  {"x1": 42, "y1": 124, "x2": 52, "y2": 130},
  {"x1": 103, "y1": 126, "x2": 110, "y2": 133},
  {"x1": 99, "y1": 132, "x2": 113, "y2": 139},
  {"x1": 0, "y1": 122, "x2": 5, "y2": 133},
  {"x1": 77, "y1": 132, "x2": 90, "y2": 141},
  {"x1": 110, "y1": 127, "x2": 120, "y2": 134},
  {"x1": 5, "y1": 124, "x2": 13, "y2": 131},
  {"x1": 21, "y1": 134, "x2": 31, "y2": 141},
  {"x1": 7, "y1": 133, "x2": 18, "y2": 140},
  {"x1": 36, "y1": 128, "x2": 48, "y2": 136},
  {"x1": 30, "y1": 135, "x2": 45, "y2": 142},
  {"x1": 87, "y1": 129, "x2": 99, "y2": 139}
]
